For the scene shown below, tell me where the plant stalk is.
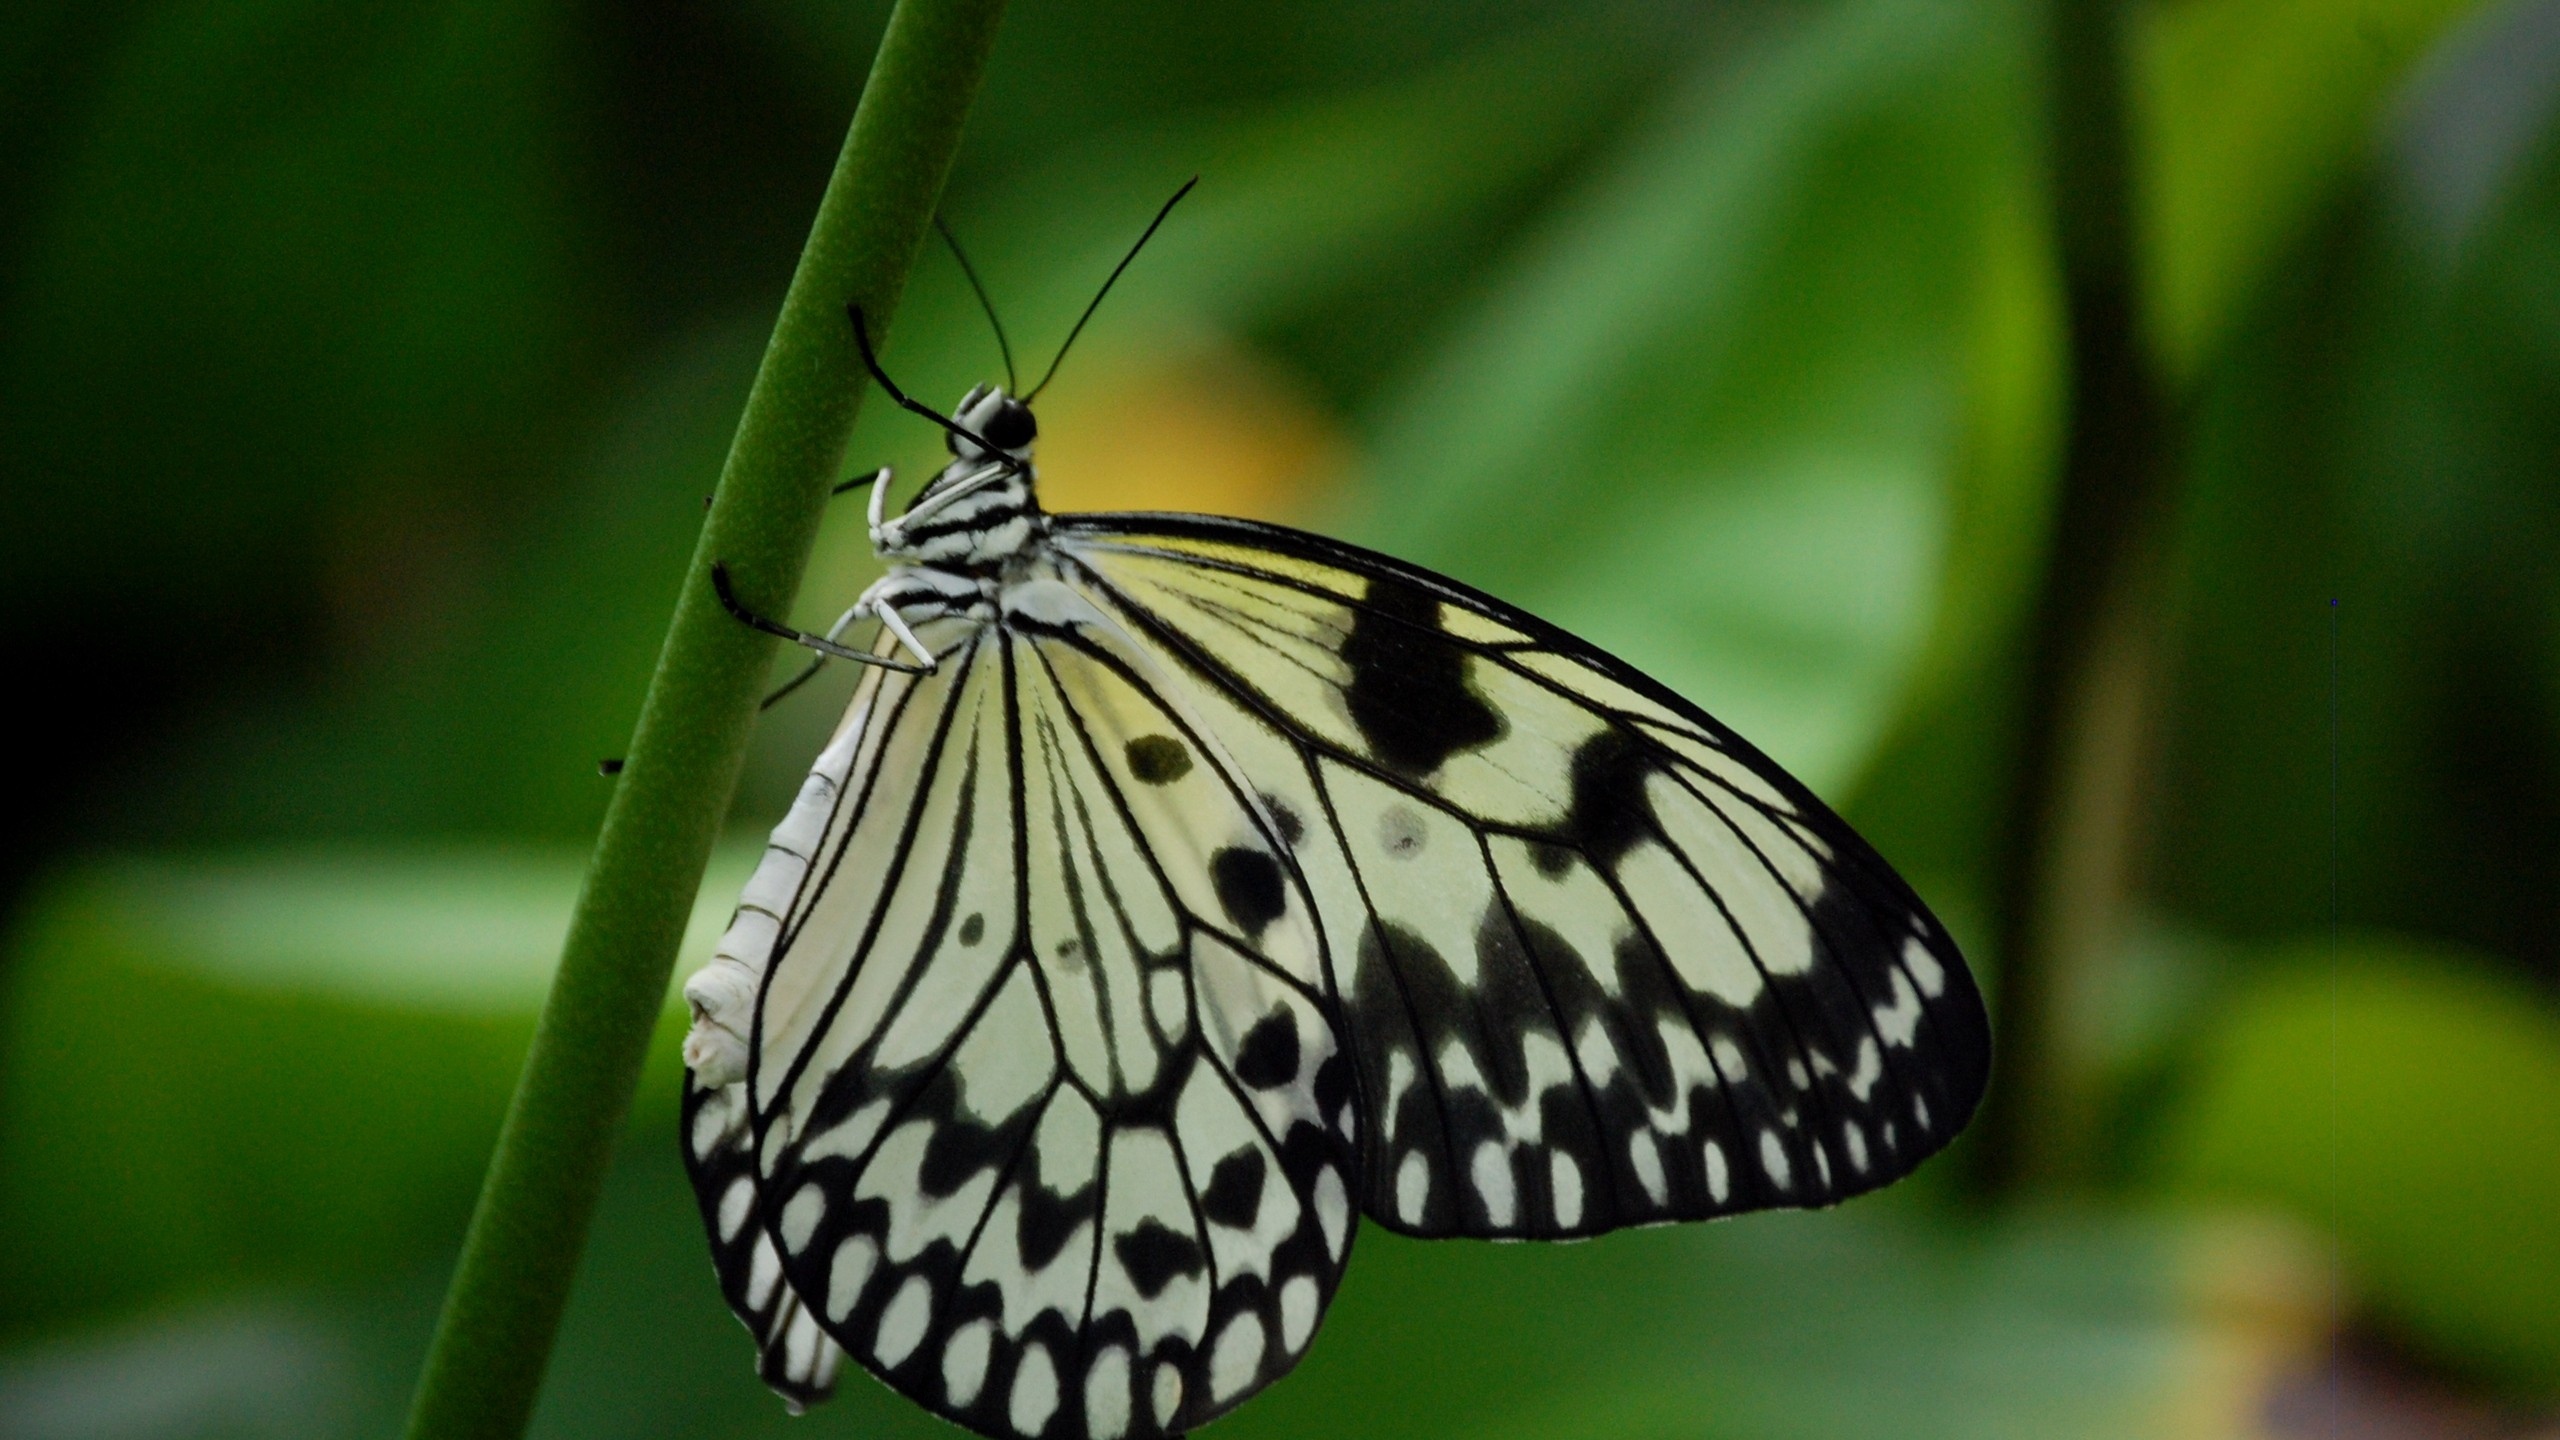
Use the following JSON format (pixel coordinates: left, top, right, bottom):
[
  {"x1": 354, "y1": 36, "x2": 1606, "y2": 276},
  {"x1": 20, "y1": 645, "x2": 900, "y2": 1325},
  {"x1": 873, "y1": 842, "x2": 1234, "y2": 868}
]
[
  {"x1": 401, "y1": 3, "x2": 1006, "y2": 1436},
  {"x1": 1971, "y1": 0, "x2": 2173, "y2": 1194}
]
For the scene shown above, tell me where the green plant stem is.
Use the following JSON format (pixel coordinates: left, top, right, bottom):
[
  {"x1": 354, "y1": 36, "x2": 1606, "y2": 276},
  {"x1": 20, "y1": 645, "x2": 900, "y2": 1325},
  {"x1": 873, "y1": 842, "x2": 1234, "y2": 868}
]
[
  {"x1": 401, "y1": 3, "x2": 1005, "y2": 1436},
  {"x1": 1971, "y1": 0, "x2": 2173, "y2": 1195}
]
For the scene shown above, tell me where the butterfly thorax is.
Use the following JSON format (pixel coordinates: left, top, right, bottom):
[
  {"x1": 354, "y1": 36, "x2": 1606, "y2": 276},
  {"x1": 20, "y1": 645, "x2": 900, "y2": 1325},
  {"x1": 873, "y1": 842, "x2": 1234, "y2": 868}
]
[{"x1": 870, "y1": 384, "x2": 1047, "y2": 581}]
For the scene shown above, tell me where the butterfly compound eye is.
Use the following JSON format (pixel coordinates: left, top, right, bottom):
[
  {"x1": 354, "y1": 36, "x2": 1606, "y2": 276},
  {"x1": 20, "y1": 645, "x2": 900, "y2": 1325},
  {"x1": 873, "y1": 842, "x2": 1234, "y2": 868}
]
[{"x1": 980, "y1": 398, "x2": 1036, "y2": 452}]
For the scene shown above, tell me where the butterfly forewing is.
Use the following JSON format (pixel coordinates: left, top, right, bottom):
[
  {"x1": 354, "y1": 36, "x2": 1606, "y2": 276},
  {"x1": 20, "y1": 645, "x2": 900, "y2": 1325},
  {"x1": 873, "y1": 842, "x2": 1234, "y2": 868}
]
[{"x1": 1054, "y1": 514, "x2": 1990, "y2": 1238}]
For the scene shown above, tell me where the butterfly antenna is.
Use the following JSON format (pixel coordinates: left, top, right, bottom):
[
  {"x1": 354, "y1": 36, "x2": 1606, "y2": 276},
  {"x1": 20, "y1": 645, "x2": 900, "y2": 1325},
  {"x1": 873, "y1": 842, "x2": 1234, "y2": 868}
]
[
  {"x1": 1025, "y1": 176, "x2": 1198, "y2": 403},
  {"x1": 936, "y1": 216, "x2": 1017, "y2": 395},
  {"x1": 846, "y1": 305, "x2": 1016, "y2": 467}
]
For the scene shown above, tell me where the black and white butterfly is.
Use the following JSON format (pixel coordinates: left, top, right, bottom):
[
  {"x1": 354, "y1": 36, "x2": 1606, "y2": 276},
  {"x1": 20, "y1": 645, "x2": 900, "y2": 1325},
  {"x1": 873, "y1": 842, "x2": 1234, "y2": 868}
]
[{"x1": 677, "y1": 190, "x2": 1990, "y2": 1439}]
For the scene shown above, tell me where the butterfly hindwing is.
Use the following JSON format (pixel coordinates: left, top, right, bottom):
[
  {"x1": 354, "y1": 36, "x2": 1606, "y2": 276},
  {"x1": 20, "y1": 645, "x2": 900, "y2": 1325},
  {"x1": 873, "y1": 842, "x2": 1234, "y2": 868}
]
[
  {"x1": 681, "y1": 1074, "x2": 845, "y2": 1409},
  {"x1": 1054, "y1": 513, "x2": 1991, "y2": 1239},
  {"x1": 698, "y1": 600, "x2": 1358, "y2": 1440}
]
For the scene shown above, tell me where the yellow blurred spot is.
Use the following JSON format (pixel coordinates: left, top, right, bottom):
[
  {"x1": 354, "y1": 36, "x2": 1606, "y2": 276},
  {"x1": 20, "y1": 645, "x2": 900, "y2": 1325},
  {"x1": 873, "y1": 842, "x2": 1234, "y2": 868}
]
[
  {"x1": 1030, "y1": 335, "x2": 1346, "y2": 523},
  {"x1": 2153, "y1": 1209, "x2": 2345, "y2": 1439}
]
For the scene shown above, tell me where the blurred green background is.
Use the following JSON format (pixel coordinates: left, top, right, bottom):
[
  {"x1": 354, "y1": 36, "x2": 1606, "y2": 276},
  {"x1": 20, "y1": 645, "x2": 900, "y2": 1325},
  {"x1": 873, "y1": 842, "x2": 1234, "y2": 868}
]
[{"x1": 4, "y1": 0, "x2": 2559, "y2": 1435}]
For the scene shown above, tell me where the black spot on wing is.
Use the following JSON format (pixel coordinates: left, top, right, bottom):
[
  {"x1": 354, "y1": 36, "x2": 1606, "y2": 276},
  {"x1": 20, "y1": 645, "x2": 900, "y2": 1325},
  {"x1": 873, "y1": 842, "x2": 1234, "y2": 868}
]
[
  {"x1": 1199, "y1": 1148, "x2": 1267, "y2": 1228},
  {"x1": 1211, "y1": 846, "x2": 1286, "y2": 933},
  {"x1": 1528, "y1": 840, "x2": 1575, "y2": 878},
  {"x1": 1257, "y1": 792, "x2": 1304, "y2": 849},
  {"x1": 1341, "y1": 582, "x2": 1503, "y2": 775},
  {"x1": 1559, "y1": 727, "x2": 1656, "y2": 865},
  {"x1": 1114, "y1": 1215, "x2": 1206, "y2": 1298},
  {"x1": 1234, "y1": 1012, "x2": 1301, "y2": 1089},
  {"x1": 919, "y1": 1105, "x2": 1013, "y2": 1196},
  {"x1": 1125, "y1": 733, "x2": 1192, "y2": 783},
  {"x1": 958, "y1": 911, "x2": 985, "y2": 946},
  {"x1": 1016, "y1": 1171, "x2": 1094, "y2": 1271}
]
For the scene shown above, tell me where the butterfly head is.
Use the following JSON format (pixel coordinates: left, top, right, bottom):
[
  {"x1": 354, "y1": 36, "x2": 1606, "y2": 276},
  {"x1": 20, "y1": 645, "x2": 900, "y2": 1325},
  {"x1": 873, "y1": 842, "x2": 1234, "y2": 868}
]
[
  {"x1": 948, "y1": 383, "x2": 1036, "y2": 464},
  {"x1": 875, "y1": 384, "x2": 1043, "y2": 567}
]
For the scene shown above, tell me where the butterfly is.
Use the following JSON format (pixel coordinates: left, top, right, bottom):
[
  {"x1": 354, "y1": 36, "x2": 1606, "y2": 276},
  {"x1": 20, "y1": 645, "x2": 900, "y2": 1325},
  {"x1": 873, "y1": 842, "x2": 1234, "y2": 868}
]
[{"x1": 675, "y1": 185, "x2": 1990, "y2": 1440}]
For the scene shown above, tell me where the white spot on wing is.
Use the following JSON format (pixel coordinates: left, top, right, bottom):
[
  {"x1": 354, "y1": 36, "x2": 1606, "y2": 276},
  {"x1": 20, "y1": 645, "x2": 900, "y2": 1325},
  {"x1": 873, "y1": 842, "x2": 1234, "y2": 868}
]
[
  {"x1": 1279, "y1": 1275, "x2": 1320, "y2": 1352},
  {"x1": 874, "y1": 1274, "x2": 932, "y2": 1368},
  {"x1": 1711, "y1": 1036, "x2": 1749, "y2": 1082},
  {"x1": 1152, "y1": 1364, "x2": 1184, "y2": 1428},
  {"x1": 747, "y1": 1239, "x2": 781, "y2": 1308},
  {"x1": 944, "y1": 1318, "x2": 992, "y2": 1406},
  {"x1": 1703, "y1": 1139, "x2": 1730, "y2": 1202},
  {"x1": 1759, "y1": 1129, "x2": 1793, "y2": 1191},
  {"x1": 1574, "y1": 1019, "x2": 1621, "y2": 1090},
  {"x1": 1873, "y1": 971, "x2": 1922, "y2": 1048},
  {"x1": 691, "y1": 1090, "x2": 734, "y2": 1161},
  {"x1": 1470, "y1": 1141, "x2": 1516, "y2": 1227},
  {"x1": 1010, "y1": 1341, "x2": 1059, "y2": 1436},
  {"x1": 1549, "y1": 1152, "x2": 1584, "y2": 1229},
  {"x1": 780, "y1": 1182, "x2": 824, "y2": 1254},
  {"x1": 1903, "y1": 934, "x2": 1947, "y2": 998},
  {"x1": 1314, "y1": 1167, "x2": 1351, "y2": 1258},
  {"x1": 1396, "y1": 1151, "x2": 1430, "y2": 1225},
  {"x1": 1846, "y1": 1038, "x2": 1882, "y2": 1101},
  {"x1": 1086, "y1": 1346, "x2": 1131, "y2": 1440},
  {"x1": 718, "y1": 1177, "x2": 754, "y2": 1242},
  {"x1": 826, "y1": 1234, "x2": 876, "y2": 1321},
  {"x1": 1384, "y1": 1050, "x2": 1417, "y2": 1139},
  {"x1": 1210, "y1": 1311, "x2": 1266, "y2": 1401},
  {"x1": 1652, "y1": 1018, "x2": 1714, "y2": 1135},
  {"x1": 1628, "y1": 1131, "x2": 1667, "y2": 1207}
]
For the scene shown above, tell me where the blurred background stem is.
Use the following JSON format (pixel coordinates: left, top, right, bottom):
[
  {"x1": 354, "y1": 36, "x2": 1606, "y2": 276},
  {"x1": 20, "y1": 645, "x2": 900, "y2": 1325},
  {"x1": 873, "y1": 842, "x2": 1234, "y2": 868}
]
[
  {"x1": 1972, "y1": 0, "x2": 2173, "y2": 1196},
  {"x1": 398, "y1": 2, "x2": 1005, "y2": 1437}
]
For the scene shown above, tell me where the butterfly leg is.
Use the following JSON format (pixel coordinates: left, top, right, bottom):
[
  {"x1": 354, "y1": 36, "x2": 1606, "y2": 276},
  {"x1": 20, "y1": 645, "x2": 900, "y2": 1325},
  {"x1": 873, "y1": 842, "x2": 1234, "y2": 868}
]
[
  {"x1": 757, "y1": 601, "x2": 867, "y2": 711},
  {"x1": 868, "y1": 462, "x2": 1011, "y2": 555},
  {"x1": 869, "y1": 597, "x2": 936, "y2": 669},
  {"x1": 710, "y1": 563, "x2": 934, "y2": 673}
]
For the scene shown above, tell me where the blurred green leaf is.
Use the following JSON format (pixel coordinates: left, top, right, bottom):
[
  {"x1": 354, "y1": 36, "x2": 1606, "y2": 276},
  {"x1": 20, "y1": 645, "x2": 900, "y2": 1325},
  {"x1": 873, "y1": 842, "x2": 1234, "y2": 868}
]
[
  {"x1": 2154, "y1": 89, "x2": 2560, "y2": 969},
  {"x1": 745, "y1": 0, "x2": 1689, "y2": 177},
  {"x1": 2138, "y1": 0, "x2": 2483, "y2": 375},
  {"x1": 0, "y1": 848, "x2": 753, "y2": 1338},
  {"x1": 0, "y1": 0, "x2": 588, "y2": 611},
  {"x1": 1350, "y1": 0, "x2": 2038, "y2": 799},
  {"x1": 95, "y1": 318, "x2": 769, "y2": 844},
  {"x1": 833, "y1": 10, "x2": 1674, "y2": 460},
  {"x1": 2145, "y1": 937, "x2": 2560, "y2": 1398}
]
